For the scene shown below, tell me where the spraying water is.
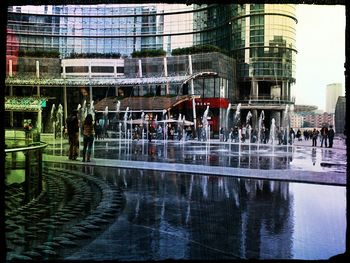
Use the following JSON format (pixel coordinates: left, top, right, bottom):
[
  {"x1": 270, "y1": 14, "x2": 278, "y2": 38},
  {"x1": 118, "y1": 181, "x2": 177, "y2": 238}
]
[
  {"x1": 226, "y1": 103, "x2": 231, "y2": 131},
  {"x1": 90, "y1": 100, "x2": 95, "y2": 122},
  {"x1": 141, "y1": 111, "x2": 145, "y2": 140},
  {"x1": 50, "y1": 104, "x2": 56, "y2": 152},
  {"x1": 270, "y1": 118, "x2": 276, "y2": 152},
  {"x1": 234, "y1": 103, "x2": 241, "y2": 127},
  {"x1": 50, "y1": 103, "x2": 56, "y2": 135},
  {"x1": 202, "y1": 106, "x2": 209, "y2": 141},
  {"x1": 57, "y1": 104, "x2": 64, "y2": 154},
  {"x1": 257, "y1": 110, "x2": 265, "y2": 147},
  {"x1": 246, "y1": 111, "x2": 252, "y2": 148},
  {"x1": 82, "y1": 100, "x2": 87, "y2": 121},
  {"x1": 282, "y1": 105, "x2": 290, "y2": 147},
  {"x1": 124, "y1": 107, "x2": 129, "y2": 140}
]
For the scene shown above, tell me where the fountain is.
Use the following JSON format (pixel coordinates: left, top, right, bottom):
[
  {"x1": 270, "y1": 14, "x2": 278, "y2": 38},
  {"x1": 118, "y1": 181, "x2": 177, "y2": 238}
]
[
  {"x1": 124, "y1": 107, "x2": 129, "y2": 141},
  {"x1": 270, "y1": 118, "x2": 276, "y2": 152},
  {"x1": 246, "y1": 111, "x2": 252, "y2": 145},
  {"x1": 56, "y1": 104, "x2": 64, "y2": 154},
  {"x1": 141, "y1": 111, "x2": 145, "y2": 141},
  {"x1": 234, "y1": 103, "x2": 241, "y2": 127},
  {"x1": 182, "y1": 115, "x2": 186, "y2": 144},
  {"x1": 178, "y1": 114, "x2": 182, "y2": 141},
  {"x1": 257, "y1": 110, "x2": 265, "y2": 149},
  {"x1": 162, "y1": 110, "x2": 167, "y2": 141},
  {"x1": 116, "y1": 100, "x2": 121, "y2": 114},
  {"x1": 226, "y1": 103, "x2": 231, "y2": 135},
  {"x1": 282, "y1": 105, "x2": 289, "y2": 147},
  {"x1": 89, "y1": 100, "x2": 95, "y2": 122},
  {"x1": 115, "y1": 100, "x2": 121, "y2": 138},
  {"x1": 118, "y1": 123, "x2": 122, "y2": 141},
  {"x1": 50, "y1": 104, "x2": 56, "y2": 153},
  {"x1": 82, "y1": 100, "x2": 87, "y2": 122},
  {"x1": 202, "y1": 106, "x2": 209, "y2": 141}
]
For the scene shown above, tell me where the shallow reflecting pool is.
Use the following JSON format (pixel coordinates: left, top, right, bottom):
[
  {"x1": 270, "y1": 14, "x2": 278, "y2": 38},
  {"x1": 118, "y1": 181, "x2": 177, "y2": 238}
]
[{"x1": 66, "y1": 165, "x2": 346, "y2": 260}]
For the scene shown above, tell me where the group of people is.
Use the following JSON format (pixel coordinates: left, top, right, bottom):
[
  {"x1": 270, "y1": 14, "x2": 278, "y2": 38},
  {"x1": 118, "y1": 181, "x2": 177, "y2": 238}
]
[
  {"x1": 309, "y1": 125, "x2": 335, "y2": 148},
  {"x1": 66, "y1": 107, "x2": 337, "y2": 162},
  {"x1": 218, "y1": 124, "x2": 336, "y2": 148},
  {"x1": 219, "y1": 124, "x2": 272, "y2": 144},
  {"x1": 66, "y1": 109, "x2": 94, "y2": 162}
]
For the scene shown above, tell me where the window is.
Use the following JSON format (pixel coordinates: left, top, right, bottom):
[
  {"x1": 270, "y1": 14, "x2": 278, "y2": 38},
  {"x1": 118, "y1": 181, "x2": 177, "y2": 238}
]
[
  {"x1": 116, "y1": 67, "x2": 124, "y2": 73},
  {"x1": 91, "y1": 66, "x2": 114, "y2": 73},
  {"x1": 65, "y1": 66, "x2": 89, "y2": 73}
]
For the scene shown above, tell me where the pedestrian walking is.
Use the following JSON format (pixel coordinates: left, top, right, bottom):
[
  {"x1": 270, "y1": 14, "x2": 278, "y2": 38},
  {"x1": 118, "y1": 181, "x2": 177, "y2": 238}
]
[
  {"x1": 311, "y1": 128, "x2": 318, "y2": 147},
  {"x1": 66, "y1": 109, "x2": 80, "y2": 160},
  {"x1": 82, "y1": 113, "x2": 94, "y2": 162},
  {"x1": 327, "y1": 125, "x2": 335, "y2": 148}
]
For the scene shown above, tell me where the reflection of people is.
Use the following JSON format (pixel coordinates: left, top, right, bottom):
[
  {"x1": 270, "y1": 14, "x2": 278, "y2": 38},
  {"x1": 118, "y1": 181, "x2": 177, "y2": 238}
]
[
  {"x1": 66, "y1": 109, "x2": 79, "y2": 160},
  {"x1": 82, "y1": 114, "x2": 94, "y2": 162},
  {"x1": 311, "y1": 148, "x2": 317, "y2": 166}
]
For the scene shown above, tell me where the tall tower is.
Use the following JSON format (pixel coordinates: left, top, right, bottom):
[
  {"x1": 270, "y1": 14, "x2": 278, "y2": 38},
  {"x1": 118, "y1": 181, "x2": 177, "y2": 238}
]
[
  {"x1": 230, "y1": 4, "x2": 297, "y2": 128},
  {"x1": 325, "y1": 83, "x2": 344, "y2": 113},
  {"x1": 192, "y1": 4, "x2": 297, "y2": 129}
]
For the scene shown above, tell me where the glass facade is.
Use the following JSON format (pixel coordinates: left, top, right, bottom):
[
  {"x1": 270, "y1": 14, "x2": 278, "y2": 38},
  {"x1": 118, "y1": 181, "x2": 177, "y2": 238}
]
[
  {"x1": 231, "y1": 4, "x2": 296, "y2": 81},
  {"x1": 7, "y1": 4, "x2": 199, "y2": 58},
  {"x1": 190, "y1": 3, "x2": 297, "y2": 107}
]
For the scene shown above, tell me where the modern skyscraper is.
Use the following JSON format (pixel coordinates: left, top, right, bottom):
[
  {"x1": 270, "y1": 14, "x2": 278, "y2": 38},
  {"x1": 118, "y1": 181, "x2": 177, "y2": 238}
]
[
  {"x1": 334, "y1": 96, "x2": 346, "y2": 134},
  {"x1": 192, "y1": 4, "x2": 297, "y2": 128},
  {"x1": 325, "y1": 83, "x2": 344, "y2": 113}
]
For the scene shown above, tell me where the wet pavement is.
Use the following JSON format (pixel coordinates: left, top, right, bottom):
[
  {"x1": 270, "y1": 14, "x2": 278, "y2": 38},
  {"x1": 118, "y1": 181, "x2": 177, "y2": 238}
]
[
  {"x1": 44, "y1": 137, "x2": 347, "y2": 185},
  {"x1": 5, "y1": 136, "x2": 347, "y2": 261}
]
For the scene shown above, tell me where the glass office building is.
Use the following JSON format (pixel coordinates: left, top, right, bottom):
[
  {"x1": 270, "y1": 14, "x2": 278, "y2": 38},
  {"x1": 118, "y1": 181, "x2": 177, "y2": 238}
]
[
  {"x1": 6, "y1": 3, "x2": 297, "y2": 132},
  {"x1": 193, "y1": 4, "x2": 297, "y2": 126}
]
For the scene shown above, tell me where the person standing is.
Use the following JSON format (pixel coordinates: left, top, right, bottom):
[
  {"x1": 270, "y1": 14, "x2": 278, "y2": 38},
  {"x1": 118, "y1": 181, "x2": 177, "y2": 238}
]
[
  {"x1": 327, "y1": 125, "x2": 335, "y2": 148},
  {"x1": 66, "y1": 109, "x2": 80, "y2": 160},
  {"x1": 320, "y1": 126, "x2": 328, "y2": 147},
  {"x1": 82, "y1": 114, "x2": 95, "y2": 162},
  {"x1": 311, "y1": 128, "x2": 318, "y2": 147}
]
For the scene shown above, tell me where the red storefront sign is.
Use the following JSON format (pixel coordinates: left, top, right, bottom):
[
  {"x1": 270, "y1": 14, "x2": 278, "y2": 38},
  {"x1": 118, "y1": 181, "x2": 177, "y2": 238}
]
[{"x1": 187, "y1": 98, "x2": 230, "y2": 109}]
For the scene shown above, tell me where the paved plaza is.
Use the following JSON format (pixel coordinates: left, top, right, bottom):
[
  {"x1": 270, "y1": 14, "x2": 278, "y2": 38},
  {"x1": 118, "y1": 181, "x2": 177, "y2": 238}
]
[
  {"x1": 44, "y1": 135, "x2": 347, "y2": 186},
  {"x1": 5, "y1": 135, "x2": 347, "y2": 261}
]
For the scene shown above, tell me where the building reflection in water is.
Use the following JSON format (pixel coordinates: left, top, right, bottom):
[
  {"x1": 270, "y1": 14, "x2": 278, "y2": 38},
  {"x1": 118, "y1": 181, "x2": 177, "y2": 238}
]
[{"x1": 94, "y1": 166, "x2": 294, "y2": 259}]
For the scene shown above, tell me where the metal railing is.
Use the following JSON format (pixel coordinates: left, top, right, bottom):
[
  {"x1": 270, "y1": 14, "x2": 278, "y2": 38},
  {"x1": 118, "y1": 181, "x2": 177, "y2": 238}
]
[
  {"x1": 5, "y1": 142, "x2": 48, "y2": 205},
  {"x1": 238, "y1": 95, "x2": 295, "y2": 105}
]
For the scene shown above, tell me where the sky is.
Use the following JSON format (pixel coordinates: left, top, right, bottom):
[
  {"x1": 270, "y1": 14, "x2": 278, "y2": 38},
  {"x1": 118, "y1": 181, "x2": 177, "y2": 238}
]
[{"x1": 294, "y1": 4, "x2": 346, "y2": 112}]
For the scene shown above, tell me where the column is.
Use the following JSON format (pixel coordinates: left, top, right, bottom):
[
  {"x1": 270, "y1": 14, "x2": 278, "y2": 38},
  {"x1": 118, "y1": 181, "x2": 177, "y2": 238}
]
[
  {"x1": 251, "y1": 79, "x2": 258, "y2": 99},
  {"x1": 138, "y1": 59, "x2": 142, "y2": 78},
  {"x1": 252, "y1": 109, "x2": 258, "y2": 130},
  {"x1": 282, "y1": 81, "x2": 288, "y2": 101}
]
